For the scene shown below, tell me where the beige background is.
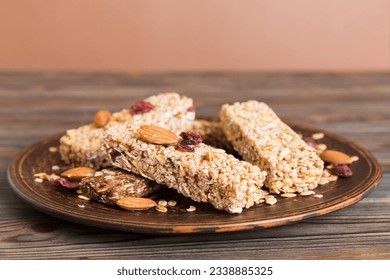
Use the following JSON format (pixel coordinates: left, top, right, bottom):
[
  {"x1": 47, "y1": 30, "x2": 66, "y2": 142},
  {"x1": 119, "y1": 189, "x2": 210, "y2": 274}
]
[{"x1": 1, "y1": 0, "x2": 389, "y2": 71}]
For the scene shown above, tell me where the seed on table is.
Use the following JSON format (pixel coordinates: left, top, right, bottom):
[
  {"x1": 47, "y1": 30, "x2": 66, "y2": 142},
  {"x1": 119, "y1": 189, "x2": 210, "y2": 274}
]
[
  {"x1": 329, "y1": 175, "x2": 338, "y2": 181},
  {"x1": 34, "y1": 178, "x2": 43, "y2": 183},
  {"x1": 155, "y1": 205, "x2": 168, "y2": 213},
  {"x1": 316, "y1": 144, "x2": 327, "y2": 152},
  {"x1": 78, "y1": 195, "x2": 90, "y2": 201},
  {"x1": 312, "y1": 132, "x2": 324, "y2": 140},
  {"x1": 319, "y1": 177, "x2": 330, "y2": 185},
  {"x1": 158, "y1": 200, "x2": 167, "y2": 206},
  {"x1": 280, "y1": 193, "x2": 297, "y2": 198},
  {"x1": 350, "y1": 156, "x2": 359, "y2": 163},
  {"x1": 314, "y1": 194, "x2": 324, "y2": 198},
  {"x1": 51, "y1": 165, "x2": 60, "y2": 171},
  {"x1": 168, "y1": 200, "x2": 177, "y2": 207},
  {"x1": 186, "y1": 205, "x2": 196, "y2": 212},
  {"x1": 49, "y1": 147, "x2": 58, "y2": 153},
  {"x1": 300, "y1": 190, "x2": 315, "y2": 196}
]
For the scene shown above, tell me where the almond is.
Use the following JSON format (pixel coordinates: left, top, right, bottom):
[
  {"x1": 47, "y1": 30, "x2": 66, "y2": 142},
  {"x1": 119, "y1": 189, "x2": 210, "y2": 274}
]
[
  {"x1": 61, "y1": 167, "x2": 96, "y2": 181},
  {"x1": 116, "y1": 197, "x2": 157, "y2": 211},
  {"x1": 320, "y1": 150, "x2": 351, "y2": 164},
  {"x1": 94, "y1": 110, "x2": 111, "y2": 128},
  {"x1": 138, "y1": 125, "x2": 178, "y2": 145}
]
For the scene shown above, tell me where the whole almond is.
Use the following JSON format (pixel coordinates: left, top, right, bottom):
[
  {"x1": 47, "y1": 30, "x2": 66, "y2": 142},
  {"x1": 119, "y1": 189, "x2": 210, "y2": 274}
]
[
  {"x1": 138, "y1": 125, "x2": 178, "y2": 145},
  {"x1": 116, "y1": 197, "x2": 157, "y2": 211},
  {"x1": 61, "y1": 167, "x2": 96, "y2": 181},
  {"x1": 94, "y1": 110, "x2": 111, "y2": 128},
  {"x1": 320, "y1": 150, "x2": 351, "y2": 164}
]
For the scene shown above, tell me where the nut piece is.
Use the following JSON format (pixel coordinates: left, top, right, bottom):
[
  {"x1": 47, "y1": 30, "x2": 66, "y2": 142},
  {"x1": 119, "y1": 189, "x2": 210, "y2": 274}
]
[
  {"x1": 138, "y1": 125, "x2": 178, "y2": 145},
  {"x1": 320, "y1": 150, "x2": 351, "y2": 164},
  {"x1": 61, "y1": 167, "x2": 96, "y2": 181},
  {"x1": 94, "y1": 110, "x2": 112, "y2": 128},
  {"x1": 116, "y1": 197, "x2": 157, "y2": 211}
]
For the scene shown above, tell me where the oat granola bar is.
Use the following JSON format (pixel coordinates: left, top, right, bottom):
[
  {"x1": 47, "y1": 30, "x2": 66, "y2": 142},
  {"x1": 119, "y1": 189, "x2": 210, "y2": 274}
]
[
  {"x1": 104, "y1": 123, "x2": 267, "y2": 214},
  {"x1": 220, "y1": 101, "x2": 324, "y2": 194},
  {"x1": 79, "y1": 168, "x2": 160, "y2": 205},
  {"x1": 59, "y1": 93, "x2": 195, "y2": 169}
]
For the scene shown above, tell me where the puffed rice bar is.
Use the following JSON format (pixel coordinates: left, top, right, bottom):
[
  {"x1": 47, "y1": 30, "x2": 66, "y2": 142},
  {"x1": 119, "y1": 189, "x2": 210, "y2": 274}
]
[
  {"x1": 79, "y1": 168, "x2": 161, "y2": 205},
  {"x1": 104, "y1": 123, "x2": 267, "y2": 214},
  {"x1": 59, "y1": 93, "x2": 195, "y2": 169},
  {"x1": 220, "y1": 101, "x2": 324, "y2": 194}
]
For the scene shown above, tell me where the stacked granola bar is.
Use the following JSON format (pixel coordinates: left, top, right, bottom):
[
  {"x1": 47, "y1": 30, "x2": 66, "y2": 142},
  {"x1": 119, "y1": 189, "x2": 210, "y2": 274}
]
[
  {"x1": 220, "y1": 100, "x2": 324, "y2": 194},
  {"x1": 59, "y1": 93, "x2": 195, "y2": 169}
]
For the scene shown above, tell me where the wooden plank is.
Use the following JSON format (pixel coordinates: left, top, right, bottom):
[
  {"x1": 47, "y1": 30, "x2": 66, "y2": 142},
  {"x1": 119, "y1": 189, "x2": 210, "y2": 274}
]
[{"x1": 0, "y1": 72, "x2": 389, "y2": 259}]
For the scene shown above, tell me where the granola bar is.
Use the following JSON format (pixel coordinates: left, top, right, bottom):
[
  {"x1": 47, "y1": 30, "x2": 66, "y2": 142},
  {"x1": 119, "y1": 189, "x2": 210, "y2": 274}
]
[
  {"x1": 104, "y1": 123, "x2": 267, "y2": 214},
  {"x1": 220, "y1": 101, "x2": 324, "y2": 194},
  {"x1": 59, "y1": 93, "x2": 195, "y2": 169},
  {"x1": 79, "y1": 168, "x2": 160, "y2": 205}
]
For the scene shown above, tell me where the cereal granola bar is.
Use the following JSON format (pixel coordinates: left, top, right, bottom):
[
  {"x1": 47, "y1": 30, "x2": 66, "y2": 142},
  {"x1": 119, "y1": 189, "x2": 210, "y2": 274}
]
[
  {"x1": 59, "y1": 93, "x2": 195, "y2": 169},
  {"x1": 79, "y1": 168, "x2": 160, "y2": 205},
  {"x1": 104, "y1": 123, "x2": 267, "y2": 213},
  {"x1": 220, "y1": 101, "x2": 324, "y2": 194}
]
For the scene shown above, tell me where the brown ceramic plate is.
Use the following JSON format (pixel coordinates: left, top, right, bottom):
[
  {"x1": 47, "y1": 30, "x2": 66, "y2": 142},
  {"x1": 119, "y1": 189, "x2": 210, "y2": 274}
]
[{"x1": 8, "y1": 122, "x2": 382, "y2": 234}]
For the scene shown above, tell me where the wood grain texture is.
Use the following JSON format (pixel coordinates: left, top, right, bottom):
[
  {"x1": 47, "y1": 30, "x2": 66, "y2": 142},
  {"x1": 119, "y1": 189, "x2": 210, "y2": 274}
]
[{"x1": 0, "y1": 72, "x2": 389, "y2": 259}]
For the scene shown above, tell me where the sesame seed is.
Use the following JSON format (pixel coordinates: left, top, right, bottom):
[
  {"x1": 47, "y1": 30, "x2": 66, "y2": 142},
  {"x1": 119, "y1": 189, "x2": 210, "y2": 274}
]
[
  {"x1": 78, "y1": 195, "x2": 90, "y2": 201},
  {"x1": 314, "y1": 194, "x2": 324, "y2": 199},
  {"x1": 158, "y1": 200, "x2": 167, "y2": 206},
  {"x1": 316, "y1": 144, "x2": 327, "y2": 152},
  {"x1": 155, "y1": 205, "x2": 168, "y2": 213},
  {"x1": 168, "y1": 200, "x2": 177, "y2": 207},
  {"x1": 312, "y1": 132, "x2": 325, "y2": 140},
  {"x1": 51, "y1": 165, "x2": 60, "y2": 171},
  {"x1": 34, "y1": 178, "x2": 43, "y2": 183},
  {"x1": 350, "y1": 156, "x2": 359, "y2": 163},
  {"x1": 280, "y1": 193, "x2": 297, "y2": 198},
  {"x1": 265, "y1": 197, "x2": 277, "y2": 205},
  {"x1": 186, "y1": 205, "x2": 196, "y2": 212},
  {"x1": 49, "y1": 147, "x2": 58, "y2": 153},
  {"x1": 319, "y1": 177, "x2": 330, "y2": 185},
  {"x1": 300, "y1": 190, "x2": 315, "y2": 196}
]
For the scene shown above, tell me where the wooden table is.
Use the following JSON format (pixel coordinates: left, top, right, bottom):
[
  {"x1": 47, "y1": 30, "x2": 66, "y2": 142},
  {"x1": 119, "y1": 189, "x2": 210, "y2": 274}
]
[{"x1": 0, "y1": 72, "x2": 389, "y2": 259}]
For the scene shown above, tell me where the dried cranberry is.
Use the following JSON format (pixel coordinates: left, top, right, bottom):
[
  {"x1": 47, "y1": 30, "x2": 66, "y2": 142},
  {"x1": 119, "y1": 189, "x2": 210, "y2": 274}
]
[
  {"x1": 109, "y1": 149, "x2": 121, "y2": 162},
  {"x1": 329, "y1": 164, "x2": 353, "y2": 177},
  {"x1": 129, "y1": 101, "x2": 154, "y2": 115},
  {"x1": 180, "y1": 131, "x2": 203, "y2": 145},
  {"x1": 177, "y1": 131, "x2": 203, "y2": 152},
  {"x1": 187, "y1": 106, "x2": 195, "y2": 112},
  {"x1": 49, "y1": 177, "x2": 79, "y2": 189},
  {"x1": 178, "y1": 141, "x2": 195, "y2": 152},
  {"x1": 303, "y1": 137, "x2": 318, "y2": 148}
]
